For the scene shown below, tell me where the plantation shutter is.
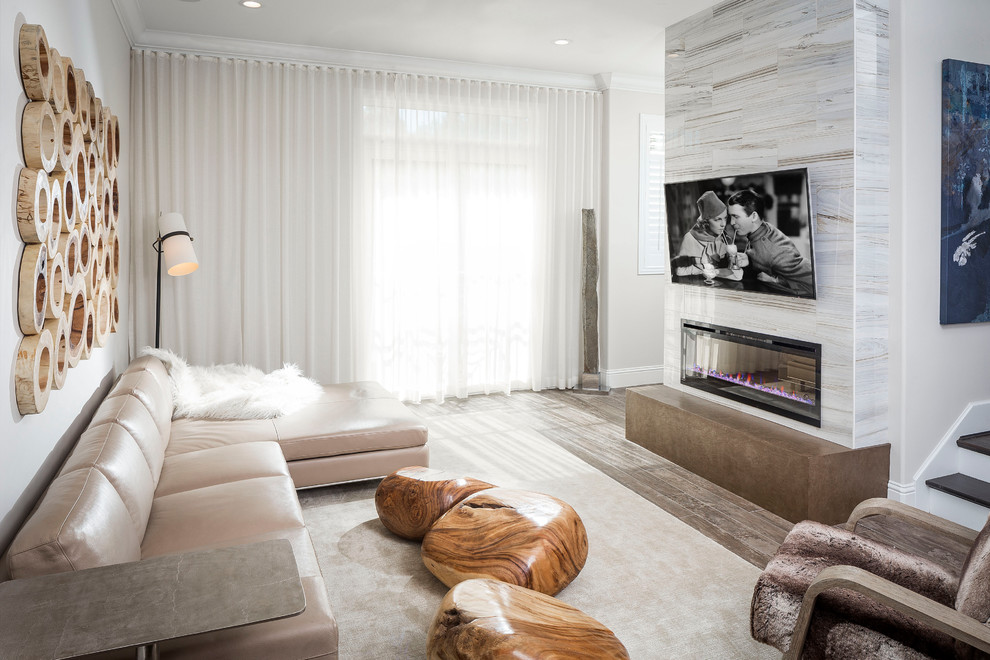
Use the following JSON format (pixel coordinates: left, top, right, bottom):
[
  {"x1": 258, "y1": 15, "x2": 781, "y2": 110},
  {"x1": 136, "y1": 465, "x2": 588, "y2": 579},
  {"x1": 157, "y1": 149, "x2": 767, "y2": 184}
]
[{"x1": 639, "y1": 113, "x2": 665, "y2": 274}]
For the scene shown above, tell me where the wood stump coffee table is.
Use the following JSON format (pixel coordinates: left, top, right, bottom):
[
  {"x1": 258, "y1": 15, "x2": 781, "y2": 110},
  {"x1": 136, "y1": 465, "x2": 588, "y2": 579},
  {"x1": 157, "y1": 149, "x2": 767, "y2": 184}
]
[
  {"x1": 375, "y1": 466, "x2": 494, "y2": 540},
  {"x1": 421, "y1": 487, "x2": 588, "y2": 596},
  {"x1": 427, "y1": 578, "x2": 629, "y2": 659}
]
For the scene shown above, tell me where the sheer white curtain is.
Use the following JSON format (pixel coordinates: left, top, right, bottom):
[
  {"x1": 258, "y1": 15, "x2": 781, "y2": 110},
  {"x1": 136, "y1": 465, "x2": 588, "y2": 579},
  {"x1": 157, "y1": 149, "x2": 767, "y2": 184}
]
[{"x1": 130, "y1": 51, "x2": 600, "y2": 400}]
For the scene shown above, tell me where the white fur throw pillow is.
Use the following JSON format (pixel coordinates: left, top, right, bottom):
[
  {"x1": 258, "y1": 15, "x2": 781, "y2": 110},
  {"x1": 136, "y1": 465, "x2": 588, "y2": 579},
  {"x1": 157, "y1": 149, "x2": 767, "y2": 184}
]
[{"x1": 139, "y1": 347, "x2": 323, "y2": 420}]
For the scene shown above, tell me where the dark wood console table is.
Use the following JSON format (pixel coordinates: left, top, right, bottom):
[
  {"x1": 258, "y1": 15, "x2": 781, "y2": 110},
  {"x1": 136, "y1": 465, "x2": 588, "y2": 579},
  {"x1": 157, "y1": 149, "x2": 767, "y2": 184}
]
[
  {"x1": 0, "y1": 539, "x2": 305, "y2": 659},
  {"x1": 626, "y1": 384, "x2": 890, "y2": 524}
]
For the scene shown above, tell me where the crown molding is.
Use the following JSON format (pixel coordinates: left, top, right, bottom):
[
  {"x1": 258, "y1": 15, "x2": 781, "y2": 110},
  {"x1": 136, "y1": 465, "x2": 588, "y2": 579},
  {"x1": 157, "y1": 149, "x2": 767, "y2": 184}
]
[
  {"x1": 111, "y1": 0, "x2": 601, "y2": 91},
  {"x1": 110, "y1": 0, "x2": 144, "y2": 46},
  {"x1": 595, "y1": 73, "x2": 664, "y2": 94}
]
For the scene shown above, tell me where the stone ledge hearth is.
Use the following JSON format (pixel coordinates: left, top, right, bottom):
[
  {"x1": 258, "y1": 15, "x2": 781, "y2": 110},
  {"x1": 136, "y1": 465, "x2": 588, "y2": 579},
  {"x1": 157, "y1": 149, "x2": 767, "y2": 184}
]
[{"x1": 625, "y1": 385, "x2": 889, "y2": 525}]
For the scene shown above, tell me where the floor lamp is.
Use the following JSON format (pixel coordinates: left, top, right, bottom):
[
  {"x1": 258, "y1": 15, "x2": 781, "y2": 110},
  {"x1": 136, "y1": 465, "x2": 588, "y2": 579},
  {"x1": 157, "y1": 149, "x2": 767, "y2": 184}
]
[{"x1": 154, "y1": 212, "x2": 199, "y2": 348}]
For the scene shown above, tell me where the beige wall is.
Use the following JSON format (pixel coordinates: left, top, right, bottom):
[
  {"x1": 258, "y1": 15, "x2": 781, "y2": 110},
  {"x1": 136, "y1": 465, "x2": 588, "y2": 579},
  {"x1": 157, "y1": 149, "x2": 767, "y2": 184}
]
[
  {"x1": 889, "y1": 0, "x2": 990, "y2": 491},
  {"x1": 0, "y1": 1, "x2": 131, "y2": 552},
  {"x1": 601, "y1": 87, "x2": 666, "y2": 388}
]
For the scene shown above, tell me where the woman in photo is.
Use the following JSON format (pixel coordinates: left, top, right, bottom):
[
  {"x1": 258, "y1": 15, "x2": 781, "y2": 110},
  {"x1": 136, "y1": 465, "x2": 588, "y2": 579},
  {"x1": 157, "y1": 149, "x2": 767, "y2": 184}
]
[{"x1": 672, "y1": 190, "x2": 743, "y2": 282}]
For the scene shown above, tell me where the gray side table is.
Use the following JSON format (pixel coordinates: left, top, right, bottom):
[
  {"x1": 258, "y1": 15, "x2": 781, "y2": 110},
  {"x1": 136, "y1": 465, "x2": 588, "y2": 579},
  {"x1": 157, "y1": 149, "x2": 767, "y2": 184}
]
[{"x1": 0, "y1": 538, "x2": 305, "y2": 659}]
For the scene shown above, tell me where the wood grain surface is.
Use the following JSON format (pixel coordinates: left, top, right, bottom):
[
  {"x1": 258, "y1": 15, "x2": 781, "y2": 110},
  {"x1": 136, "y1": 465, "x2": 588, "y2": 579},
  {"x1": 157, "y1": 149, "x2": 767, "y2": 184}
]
[
  {"x1": 427, "y1": 578, "x2": 629, "y2": 659},
  {"x1": 375, "y1": 466, "x2": 493, "y2": 540},
  {"x1": 422, "y1": 488, "x2": 588, "y2": 596}
]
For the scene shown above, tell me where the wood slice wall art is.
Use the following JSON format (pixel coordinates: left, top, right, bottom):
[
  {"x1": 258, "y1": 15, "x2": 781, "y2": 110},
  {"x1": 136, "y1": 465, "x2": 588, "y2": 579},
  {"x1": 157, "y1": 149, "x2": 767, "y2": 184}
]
[{"x1": 14, "y1": 23, "x2": 123, "y2": 415}]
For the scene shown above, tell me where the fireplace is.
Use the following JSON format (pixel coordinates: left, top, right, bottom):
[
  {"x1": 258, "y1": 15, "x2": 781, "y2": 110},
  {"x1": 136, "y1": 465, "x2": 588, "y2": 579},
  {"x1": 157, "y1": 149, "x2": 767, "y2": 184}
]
[{"x1": 681, "y1": 320, "x2": 822, "y2": 427}]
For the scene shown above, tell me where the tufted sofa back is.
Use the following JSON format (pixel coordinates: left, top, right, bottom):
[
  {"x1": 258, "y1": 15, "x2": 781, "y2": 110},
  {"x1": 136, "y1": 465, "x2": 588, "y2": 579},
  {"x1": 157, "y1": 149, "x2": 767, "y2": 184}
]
[{"x1": 4, "y1": 356, "x2": 173, "y2": 579}]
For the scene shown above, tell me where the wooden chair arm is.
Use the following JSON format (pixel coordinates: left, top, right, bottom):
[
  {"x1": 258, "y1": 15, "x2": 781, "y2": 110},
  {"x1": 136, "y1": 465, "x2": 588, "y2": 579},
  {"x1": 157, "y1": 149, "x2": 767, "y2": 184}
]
[
  {"x1": 844, "y1": 498, "x2": 979, "y2": 546},
  {"x1": 784, "y1": 564, "x2": 990, "y2": 660}
]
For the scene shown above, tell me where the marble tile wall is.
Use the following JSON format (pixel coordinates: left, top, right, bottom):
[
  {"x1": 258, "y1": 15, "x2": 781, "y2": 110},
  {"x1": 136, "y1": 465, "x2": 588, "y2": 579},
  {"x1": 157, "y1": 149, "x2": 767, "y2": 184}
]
[{"x1": 663, "y1": 0, "x2": 889, "y2": 448}]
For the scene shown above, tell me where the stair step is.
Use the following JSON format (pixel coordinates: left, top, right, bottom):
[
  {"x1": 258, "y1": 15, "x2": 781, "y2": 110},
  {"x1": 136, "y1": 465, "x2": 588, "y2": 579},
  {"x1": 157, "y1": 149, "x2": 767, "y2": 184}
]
[
  {"x1": 926, "y1": 473, "x2": 990, "y2": 509},
  {"x1": 958, "y1": 431, "x2": 990, "y2": 457}
]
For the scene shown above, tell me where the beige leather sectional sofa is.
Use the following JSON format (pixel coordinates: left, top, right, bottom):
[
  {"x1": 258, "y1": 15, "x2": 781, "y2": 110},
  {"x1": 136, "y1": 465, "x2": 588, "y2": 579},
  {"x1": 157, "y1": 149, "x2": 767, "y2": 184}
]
[{"x1": 1, "y1": 354, "x2": 429, "y2": 659}]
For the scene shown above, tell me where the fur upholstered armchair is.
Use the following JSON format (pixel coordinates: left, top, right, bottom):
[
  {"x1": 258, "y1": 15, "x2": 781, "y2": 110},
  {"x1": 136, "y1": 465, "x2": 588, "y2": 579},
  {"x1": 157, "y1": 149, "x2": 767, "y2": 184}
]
[{"x1": 751, "y1": 498, "x2": 990, "y2": 659}]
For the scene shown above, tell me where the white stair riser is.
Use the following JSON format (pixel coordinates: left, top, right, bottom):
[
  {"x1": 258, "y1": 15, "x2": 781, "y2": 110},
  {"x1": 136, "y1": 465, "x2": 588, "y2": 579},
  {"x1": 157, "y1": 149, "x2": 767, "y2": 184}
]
[
  {"x1": 929, "y1": 489, "x2": 990, "y2": 530},
  {"x1": 958, "y1": 447, "x2": 990, "y2": 482}
]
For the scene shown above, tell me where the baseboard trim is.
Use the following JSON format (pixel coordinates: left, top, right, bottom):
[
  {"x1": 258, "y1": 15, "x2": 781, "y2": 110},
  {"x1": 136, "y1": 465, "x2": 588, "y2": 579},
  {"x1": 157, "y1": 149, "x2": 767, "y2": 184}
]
[
  {"x1": 604, "y1": 365, "x2": 663, "y2": 389},
  {"x1": 886, "y1": 480, "x2": 916, "y2": 506}
]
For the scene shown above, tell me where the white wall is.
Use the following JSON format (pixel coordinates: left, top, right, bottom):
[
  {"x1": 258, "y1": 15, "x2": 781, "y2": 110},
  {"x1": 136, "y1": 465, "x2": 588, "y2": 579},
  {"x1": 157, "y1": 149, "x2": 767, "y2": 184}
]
[
  {"x1": 601, "y1": 87, "x2": 666, "y2": 389},
  {"x1": 889, "y1": 0, "x2": 990, "y2": 491},
  {"x1": 0, "y1": 0, "x2": 130, "y2": 552}
]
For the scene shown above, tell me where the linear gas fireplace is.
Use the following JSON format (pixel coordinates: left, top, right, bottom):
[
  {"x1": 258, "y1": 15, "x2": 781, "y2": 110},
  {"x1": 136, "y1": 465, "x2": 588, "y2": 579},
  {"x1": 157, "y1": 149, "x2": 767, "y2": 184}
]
[{"x1": 681, "y1": 320, "x2": 822, "y2": 427}]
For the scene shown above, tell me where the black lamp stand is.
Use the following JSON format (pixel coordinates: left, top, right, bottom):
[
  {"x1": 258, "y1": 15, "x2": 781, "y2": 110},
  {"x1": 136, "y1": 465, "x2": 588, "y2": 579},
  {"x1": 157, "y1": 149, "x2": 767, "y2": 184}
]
[{"x1": 152, "y1": 230, "x2": 191, "y2": 349}]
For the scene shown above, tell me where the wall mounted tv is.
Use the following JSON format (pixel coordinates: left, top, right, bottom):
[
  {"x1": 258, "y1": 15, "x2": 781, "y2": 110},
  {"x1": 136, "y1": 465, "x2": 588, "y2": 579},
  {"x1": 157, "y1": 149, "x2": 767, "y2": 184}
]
[{"x1": 665, "y1": 167, "x2": 817, "y2": 300}]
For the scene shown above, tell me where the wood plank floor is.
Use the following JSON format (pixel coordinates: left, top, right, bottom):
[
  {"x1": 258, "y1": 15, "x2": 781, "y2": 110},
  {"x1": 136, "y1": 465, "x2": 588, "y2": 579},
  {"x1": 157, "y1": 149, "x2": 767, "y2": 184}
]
[
  {"x1": 410, "y1": 387, "x2": 792, "y2": 569},
  {"x1": 409, "y1": 387, "x2": 973, "y2": 571}
]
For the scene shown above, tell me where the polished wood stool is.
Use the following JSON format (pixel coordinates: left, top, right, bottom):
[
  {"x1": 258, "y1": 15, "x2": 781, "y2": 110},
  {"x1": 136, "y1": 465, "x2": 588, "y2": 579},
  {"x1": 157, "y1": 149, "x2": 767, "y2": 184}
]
[
  {"x1": 374, "y1": 466, "x2": 493, "y2": 540},
  {"x1": 427, "y1": 578, "x2": 629, "y2": 659},
  {"x1": 421, "y1": 487, "x2": 588, "y2": 596}
]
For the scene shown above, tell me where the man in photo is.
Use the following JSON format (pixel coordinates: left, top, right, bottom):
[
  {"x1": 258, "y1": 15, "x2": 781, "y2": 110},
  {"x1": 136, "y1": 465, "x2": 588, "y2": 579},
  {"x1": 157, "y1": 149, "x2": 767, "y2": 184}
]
[
  {"x1": 727, "y1": 189, "x2": 814, "y2": 296},
  {"x1": 672, "y1": 190, "x2": 743, "y2": 282}
]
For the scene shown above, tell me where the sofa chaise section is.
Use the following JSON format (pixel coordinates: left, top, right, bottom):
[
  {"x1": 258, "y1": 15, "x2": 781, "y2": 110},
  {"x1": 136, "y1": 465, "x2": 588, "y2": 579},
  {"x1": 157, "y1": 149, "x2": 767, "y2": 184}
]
[{"x1": 165, "y1": 378, "x2": 430, "y2": 488}]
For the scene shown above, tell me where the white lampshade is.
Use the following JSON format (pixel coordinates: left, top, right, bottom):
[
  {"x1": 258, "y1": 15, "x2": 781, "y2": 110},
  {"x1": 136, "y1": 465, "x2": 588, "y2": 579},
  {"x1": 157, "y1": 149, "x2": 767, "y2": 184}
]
[{"x1": 159, "y1": 212, "x2": 199, "y2": 276}]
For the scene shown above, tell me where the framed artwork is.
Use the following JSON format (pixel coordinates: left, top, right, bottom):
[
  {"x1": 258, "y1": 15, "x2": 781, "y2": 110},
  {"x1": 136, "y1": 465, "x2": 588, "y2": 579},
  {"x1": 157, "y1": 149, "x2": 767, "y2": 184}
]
[{"x1": 941, "y1": 59, "x2": 990, "y2": 324}]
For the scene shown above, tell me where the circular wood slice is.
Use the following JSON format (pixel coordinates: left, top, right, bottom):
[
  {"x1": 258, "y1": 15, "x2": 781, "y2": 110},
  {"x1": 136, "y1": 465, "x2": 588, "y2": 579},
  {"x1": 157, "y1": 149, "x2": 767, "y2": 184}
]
[
  {"x1": 94, "y1": 279, "x2": 112, "y2": 347},
  {"x1": 110, "y1": 114, "x2": 120, "y2": 169},
  {"x1": 72, "y1": 126, "x2": 89, "y2": 202},
  {"x1": 101, "y1": 177, "x2": 112, "y2": 231},
  {"x1": 48, "y1": 177, "x2": 63, "y2": 254},
  {"x1": 93, "y1": 97, "x2": 104, "y2": 154},
  {"x1": 108, "y1": 228, "x2": 120, "y2": 288},
  {"x1": 77, "y1": 223, "x2": 93, "y2": 277},
  {"x1": 48, "y1": 47, "x2": 65, "y2": 114},
  {"x1": 375, "y1": 467, "x2": 494, "y2": 540},
  {"x1": 62, "y1": 56, "x2": 79, "y2": 122},
  {"x1": 55, "y1": 110, "x2": 73, "y2": 172},
  {"x1": 65, "y1": 281, "x2": 87, "y2": 367},
  {"x1": 58, "y1": 230, "x2": 80, "y2": 281},
  {"x1": 427, "y1": 578, "x2": 629, "y2": 660},
  {"x1": 80, "y1": 302, "x2": 95, "y2": 360},
  {"x1": 100, "y1": 108, "x2": 112, "y2": 167},
  {"x1": 22, "y1": 100, "x2": 58, "y2": 172},
  {"x1": 422, "y1": 488, "x2": 589, "y2": 596},
  {"x1": 46, "y1": 250, "x2": 65, "y2": 320},
  {"x1": 16, "y1": 328, "x2": 54, "y2": 415},
  {"x1": 18, "y1": 243, "x2": 48, "y2": 335},
  {"x1": 52, "y1": 169, "x2": 77, "y2": 233},
  {"x1": 109, "y1": 174, "x2": 119, "y2": 228},
  {"x1": 85, "y1": 81, "x2": 98, "y2": 138},
  {"x1": 18, "y1": 24, "x2": 51, "y2": 101},
  {"x1": 44, "y1": 316, "x2": 68, "y2": 390},
  {"x1": 87, "y1": 141, "x2": 100, "y2": 203},
  {"x1": 75, "y1": 68, "x2": 90, "y2": 137},
  {"x1": 111, "y1": 291, "x2": 119, "y2": 333},
  {"x1": 85, "y1": 237, "x2": 101, "y2": 298},
  {"x1": 16, "y1": 168, "x2": 52, "y2": 244}
]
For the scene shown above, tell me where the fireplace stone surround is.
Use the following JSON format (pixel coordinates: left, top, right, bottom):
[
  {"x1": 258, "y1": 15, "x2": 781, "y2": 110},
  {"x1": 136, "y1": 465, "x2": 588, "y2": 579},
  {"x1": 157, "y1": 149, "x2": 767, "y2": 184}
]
[{"x1": 623, "y1": 0, "x2": 891, "y2": 524}]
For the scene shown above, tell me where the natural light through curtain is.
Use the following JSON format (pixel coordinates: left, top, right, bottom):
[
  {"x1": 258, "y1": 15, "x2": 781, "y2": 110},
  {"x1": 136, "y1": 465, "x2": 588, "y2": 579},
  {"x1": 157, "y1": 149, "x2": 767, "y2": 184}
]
[{"x1": 131, "y1": 52, "x2": 600, "y2": 401}]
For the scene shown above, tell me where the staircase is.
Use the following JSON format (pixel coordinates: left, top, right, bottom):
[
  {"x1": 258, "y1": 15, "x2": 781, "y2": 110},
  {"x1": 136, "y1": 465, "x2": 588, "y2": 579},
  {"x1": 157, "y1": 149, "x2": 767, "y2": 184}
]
[{"x1": 924, "y1": 430, "x2": 990, "y2": 530}]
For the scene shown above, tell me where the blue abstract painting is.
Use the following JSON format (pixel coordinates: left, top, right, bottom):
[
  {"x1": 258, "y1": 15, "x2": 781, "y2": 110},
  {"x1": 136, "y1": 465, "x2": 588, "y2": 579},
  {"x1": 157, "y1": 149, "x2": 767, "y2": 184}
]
[{"x1": 941, "y1": 59, "x2": 990, "y2": 324}]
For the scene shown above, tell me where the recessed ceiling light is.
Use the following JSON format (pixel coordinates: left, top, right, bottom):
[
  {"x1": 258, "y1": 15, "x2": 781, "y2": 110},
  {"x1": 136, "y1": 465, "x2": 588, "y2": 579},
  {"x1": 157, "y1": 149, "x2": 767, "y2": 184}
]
[
  {"x1": 240, "y1": 0, "x2": 262, "y2": 7},
  {"x1": 667, "y1": 53, "x2": 679, "y2": 59},
  {"x1": 553, "y1": 39, "x2": 570, "y2": 46}
]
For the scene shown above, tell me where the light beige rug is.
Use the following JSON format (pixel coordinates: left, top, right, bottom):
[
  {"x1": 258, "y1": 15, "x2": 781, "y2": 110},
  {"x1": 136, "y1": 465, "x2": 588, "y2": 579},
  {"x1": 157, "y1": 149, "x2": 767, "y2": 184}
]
[{"x1": 300, "y1": 426, "x2": 777, "y2": 659}]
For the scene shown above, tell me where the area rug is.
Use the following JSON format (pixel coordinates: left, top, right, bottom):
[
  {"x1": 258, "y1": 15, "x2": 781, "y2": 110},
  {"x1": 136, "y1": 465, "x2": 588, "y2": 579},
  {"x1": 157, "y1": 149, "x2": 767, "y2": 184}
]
[{"x1": 299, "y1": 426, "x2": 777, "y2": 659}]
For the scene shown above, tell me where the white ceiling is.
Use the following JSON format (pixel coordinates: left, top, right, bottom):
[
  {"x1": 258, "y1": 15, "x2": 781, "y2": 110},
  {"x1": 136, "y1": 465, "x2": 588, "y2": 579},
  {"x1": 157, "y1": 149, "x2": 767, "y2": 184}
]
[{"x1": 115, "y1": 0, "x2": 715, "y2": 87}]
